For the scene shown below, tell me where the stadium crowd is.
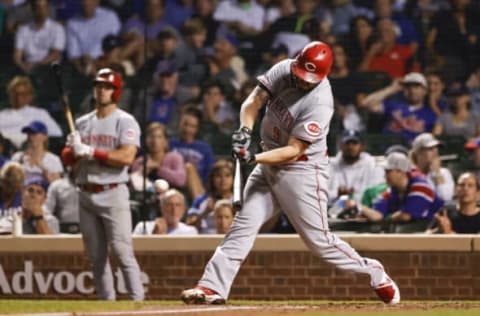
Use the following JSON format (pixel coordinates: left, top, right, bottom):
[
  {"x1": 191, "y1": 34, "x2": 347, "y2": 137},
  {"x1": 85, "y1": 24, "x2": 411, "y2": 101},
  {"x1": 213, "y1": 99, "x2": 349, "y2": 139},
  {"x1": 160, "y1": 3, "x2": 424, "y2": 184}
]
[{"x1": 0, "y1": 0, "x2": 480, "y2": 235}]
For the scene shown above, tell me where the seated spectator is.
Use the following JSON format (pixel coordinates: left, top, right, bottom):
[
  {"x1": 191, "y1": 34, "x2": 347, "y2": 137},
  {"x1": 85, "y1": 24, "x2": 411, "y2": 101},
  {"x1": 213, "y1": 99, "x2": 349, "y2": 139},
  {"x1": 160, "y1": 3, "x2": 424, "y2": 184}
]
[
  {"x1": 198, "y1": 80, "x2": 237, "y2": 135},
  {"x1": 66, "y1": 0, "x2": 121, "y2": 76},
  {"x1": 358, "y1": 18, "x2": 415, "y2": 79},
  {"x1": 13, "y1": 0, "x2": 66, "y2": 74},
  {"x1": 191, "y1": 0, "x2": 221, "y2": 46},
  {"x1": 361, "y1": 72, "x2": 437, "y2": 142},
  {"x1": 21, "y1": 176, "x2": 59, "y2": 234},
  {"x1": 213, "y1": 199, "x2": 235, "y2": 234},
  {"x1": 0, "y1": 76, "x2": 62, "y2": 148},
  {"x1": 432, "y1": 84, "x2": 480, "y2": 139},
  {"x1": 12, "y1": 121, "x2": 63, "y2": 184},
  {"x1": 410, "y1": 133, "x2": 454, "y2": 201},
  {"x1": 43, "y1": 172, "x2": 79, "y2": 233},
  {"x1": 170, "y1": 106, "x2": 215, "y2": 184},
  {"x1": 163, "y1": 0, "x2": 194, "y2": 30},
  {"x1": 360, "y1": 152, "x2": 444, "y2": 223},
  {"x1": 121, "y1": 0, "x2": 171, "y2": 68},
  {"x1": 467, "y1": 66, "x2": 480, "y2": 115},
  {"x1": 343, "y1": 15, "x2": 374, "y2": 70},
  {"x1": 328, "y1": 130, "x2": 384, "y2": 204},
  {"x1": 462, "y1": 137, "x2": 480, "y2": 179},
  {"x1": 135, "y1": 61, "x2": 193, "y2": 131},
  {"x1": 0, "y1": 133, "x2": 10, "y2": 169},
  {"x1": 426, "y1": 72, "x2": 448, "y2": 116},
  {"x1": 178, "y1": 18, "x2": 209, "y2": 86},
  {"x1": 94, "y1": 34, "x2": 135, "y2": 77},
  {"x1": 0, "y1": 162, "x2": 24, "y2": 220},
  {"x1": 185, "y1": 159, "x2": 233, "y2": 234},
  {"x1": 133, "y1": 189, "x2": 197, "y2": 235},
  {"x1": 130, "y1": 122, "x2": 186, "y2": 190},
  {"x1": 427, "y1": 172, "x2": 480, "y2": 234},
  {"x1": 213, "y1": 0, "x2": 265, "y2": 37}
]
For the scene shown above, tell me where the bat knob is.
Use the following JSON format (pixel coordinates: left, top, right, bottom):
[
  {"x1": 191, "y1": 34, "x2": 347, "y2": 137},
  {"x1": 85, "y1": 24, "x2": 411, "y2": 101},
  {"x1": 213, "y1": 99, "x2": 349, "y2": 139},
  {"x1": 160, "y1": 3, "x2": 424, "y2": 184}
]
[{"x1": 239, "y1": 148, "x2": 246, "y2": 156}]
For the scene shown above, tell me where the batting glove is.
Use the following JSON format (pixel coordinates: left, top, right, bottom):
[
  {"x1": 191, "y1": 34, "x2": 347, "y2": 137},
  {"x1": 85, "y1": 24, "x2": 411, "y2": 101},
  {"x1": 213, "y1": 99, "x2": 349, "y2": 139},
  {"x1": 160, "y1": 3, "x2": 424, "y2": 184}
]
[
  {"x1": 66, "y1": 131, "x2": 81, "y2": 147},
  {"x1": 233, "y1": 146, "x2": 255, "y2": 165},
  {"x1": 70, "y1": 133, "x2": 94, "y2": 159},
  {"x1": 232, "y1": 126, "x2": 252, "y2": 149}
]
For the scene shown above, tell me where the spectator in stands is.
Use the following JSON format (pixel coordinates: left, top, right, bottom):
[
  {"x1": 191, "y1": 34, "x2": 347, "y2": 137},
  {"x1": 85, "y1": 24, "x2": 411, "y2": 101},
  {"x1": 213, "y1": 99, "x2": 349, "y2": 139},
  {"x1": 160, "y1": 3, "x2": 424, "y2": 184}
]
[
  {"x1": 213, "y1": 0, "x2": 265, "y2": 37},
  {"x1": 462, "y1": 137, "x2": 480, "y2": 179},
  {"x1": 178, "y1": 18, "x2": 208, "y2": 86},
  {"x1": 433, "y1": 83, "x2": 480, "y2": 139},
  {"x1": 198, "y1": 80, "x2": 237, "y2": 135},
  {"x1": 426, "y1": 0, "x2": 480, "y2": 82},
  {"x1": 360, "y1": 152, "x2": 444, "y2": 225},
  {"x1": 426, "y1": 72, "x2": 448, "y2": 116},
  {"x1": 427, "y1": 172, "x2": 480, "y2": 234},
  {"x1": 191, "y1": 0, "x2": 221, "y2": 46},
  {"x1": 170, "y1": 105, "x2": 215, "y2": 184},
  {"x1": 21, "y1": 176, "x2": 59, "y2": 234},
  {"x1": 94, "y1": 34, "x2": 135, "y2": 77},
  {"x1": 130, "y1": 122, "x2": 186, "y2": 190},
  {"x1": 121, "y1": 0, "x2": 170, "y2": 68},
  {"x1": 358, "y1": 18, "x2": 415, "y2": 79},
  {"x1": 133, "y1": 189, "x2": 197, "y2": 235},
  {"x1": 466, "y1": 66, "x2": 480, "y2": 114},
  {"x1": 163, "y1": 0, "x2": 194, "y2": 30},
  {"x1": 0, "y1": 133, "x2": 10, "y2": 169},
  {"x1": 185, "y1": 159, "x2": 233, "y2": 234},
  {"x1": 328, "y1": 130, "x2": 384, "y2": 204},
  {"x1": 0, "y1": 76, "x2": 62, "y2": 148},
  {"x1": 213, "y1": 199, "x2": 235, "y2": 234},
  {"x1": 12, "y1": 121, "x2": 63, "y2": 184},
  {"x1": 43, "y1": 172, "x2": 79, "y2": 233},
  {"x1": 136, "y1": 60, "x2": 193, "y2": 130},
  {"x1": 410, "y1": 133, "x2": 454, "y2": 201},
  {"x1": 13, "y1": 0, "x2": 65, "y2": 74},
  {"x1": 361, "y1": 72, "x2": 437, "y2": 142},
  {"x1": 66, "y1": 0, "x2": 121, "y2": 76},
  {"x1": 0, "y1": 162, "x2": 24, "y2": 220},
  {"x1": 344, "y1": 15, "x2": 374, "y2": 70}
]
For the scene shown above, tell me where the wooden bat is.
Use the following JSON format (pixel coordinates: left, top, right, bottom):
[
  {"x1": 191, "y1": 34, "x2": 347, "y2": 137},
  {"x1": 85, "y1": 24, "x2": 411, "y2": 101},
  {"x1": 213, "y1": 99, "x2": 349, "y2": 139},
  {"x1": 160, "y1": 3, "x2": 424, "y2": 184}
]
[
  {"x1": 233, "y1": 158, "x2": 243, "y2": 211},
  {"x1": 51, "y1": 62, "x2": 75, "y2": 133}
]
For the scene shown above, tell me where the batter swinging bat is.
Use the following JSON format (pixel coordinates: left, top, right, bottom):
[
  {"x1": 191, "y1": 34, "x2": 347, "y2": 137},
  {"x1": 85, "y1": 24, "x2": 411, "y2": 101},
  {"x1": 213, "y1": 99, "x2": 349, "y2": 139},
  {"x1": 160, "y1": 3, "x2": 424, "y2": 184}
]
[
  {"x1": 233, "y1": 158, "x2": 243, "y2": 211},
  {"x1": 51, "y1": 62, "x2": 75, "y2": 133}
]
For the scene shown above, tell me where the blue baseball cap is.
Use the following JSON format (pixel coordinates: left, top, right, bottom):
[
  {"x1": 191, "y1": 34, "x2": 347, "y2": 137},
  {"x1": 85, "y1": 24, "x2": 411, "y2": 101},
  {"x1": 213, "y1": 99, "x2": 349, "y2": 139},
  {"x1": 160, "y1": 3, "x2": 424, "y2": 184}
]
[
  {"x1": 341, "y1": 130, "x2": 362, "y2": 143},
  {"x1": 21, "y1": 121, "x2": 48, "y2": 135},
  {"x1": 24, "y1": 176, "x2": 49, "y2": 192}
]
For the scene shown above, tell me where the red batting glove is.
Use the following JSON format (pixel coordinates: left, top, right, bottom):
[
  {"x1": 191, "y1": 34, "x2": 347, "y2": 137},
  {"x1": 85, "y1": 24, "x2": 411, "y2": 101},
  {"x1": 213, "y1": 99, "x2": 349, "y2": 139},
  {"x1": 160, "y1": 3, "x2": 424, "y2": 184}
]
[{"x1": 61, "y1": 146, "x2": 78, "y2": 167}]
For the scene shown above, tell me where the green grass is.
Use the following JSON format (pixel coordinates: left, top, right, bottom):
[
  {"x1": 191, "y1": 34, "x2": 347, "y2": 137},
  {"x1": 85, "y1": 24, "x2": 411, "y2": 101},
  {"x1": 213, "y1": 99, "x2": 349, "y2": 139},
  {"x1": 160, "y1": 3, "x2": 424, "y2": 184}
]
[{"x1": 0, "y1": 300, "x2": 478, "y2": 315}]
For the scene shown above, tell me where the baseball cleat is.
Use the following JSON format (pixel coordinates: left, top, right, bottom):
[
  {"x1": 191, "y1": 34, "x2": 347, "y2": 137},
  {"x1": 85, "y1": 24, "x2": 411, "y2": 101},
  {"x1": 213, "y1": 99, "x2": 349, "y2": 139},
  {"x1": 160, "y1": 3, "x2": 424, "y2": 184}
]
[
  {"x1": 373, "y1": 276, "x2": 400, "y2": 305},
  {"x1": 181, "y1": 286, "x2": 225, "y2": 305}
]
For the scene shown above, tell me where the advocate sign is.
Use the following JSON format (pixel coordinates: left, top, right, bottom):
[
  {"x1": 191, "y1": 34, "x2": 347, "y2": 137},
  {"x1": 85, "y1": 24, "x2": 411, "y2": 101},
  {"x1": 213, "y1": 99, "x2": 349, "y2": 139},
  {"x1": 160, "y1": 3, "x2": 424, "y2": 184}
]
[{"x1": 0, "y1": 261, "x2": 150, "y2": 295}]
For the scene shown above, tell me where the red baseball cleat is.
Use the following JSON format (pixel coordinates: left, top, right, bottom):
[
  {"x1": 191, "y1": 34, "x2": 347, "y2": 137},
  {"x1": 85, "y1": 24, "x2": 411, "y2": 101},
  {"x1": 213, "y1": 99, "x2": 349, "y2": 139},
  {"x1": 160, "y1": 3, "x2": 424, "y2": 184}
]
[
  {"x1": 181, "y1": 286, "x2": 225, "y2": 305},
  {"x1": 373, "y1": 277, "x2": 400, "y2": 305}
]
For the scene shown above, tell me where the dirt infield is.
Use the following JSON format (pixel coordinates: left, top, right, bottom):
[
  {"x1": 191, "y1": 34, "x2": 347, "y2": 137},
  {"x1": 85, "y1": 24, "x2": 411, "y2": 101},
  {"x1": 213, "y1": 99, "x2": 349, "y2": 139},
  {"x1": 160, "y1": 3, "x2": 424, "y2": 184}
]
[{"x1": 6, "y1": 302, "x2": 477, "y2": 316}]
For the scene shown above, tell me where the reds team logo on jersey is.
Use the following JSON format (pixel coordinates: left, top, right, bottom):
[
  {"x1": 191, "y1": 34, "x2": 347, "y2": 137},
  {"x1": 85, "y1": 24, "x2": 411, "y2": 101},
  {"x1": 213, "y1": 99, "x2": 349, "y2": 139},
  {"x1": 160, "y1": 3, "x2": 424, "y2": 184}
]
[
  {"x1": 124, "y1": 128, "x2": 136, "y2": 141},
  {"x1": 304, "y1": 121, "x2": 321, "y2": 136}
]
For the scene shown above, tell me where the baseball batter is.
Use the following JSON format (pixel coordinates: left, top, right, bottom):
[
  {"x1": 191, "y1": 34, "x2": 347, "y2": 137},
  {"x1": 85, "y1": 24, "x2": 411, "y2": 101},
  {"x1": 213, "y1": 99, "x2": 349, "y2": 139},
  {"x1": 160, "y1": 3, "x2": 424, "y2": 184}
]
[
  {"x1": 181, "y1": 42, "x2": 400, "y2": 305},
  {"x1": 65, "y1": 68, "x2": 144, "y2": 300}
]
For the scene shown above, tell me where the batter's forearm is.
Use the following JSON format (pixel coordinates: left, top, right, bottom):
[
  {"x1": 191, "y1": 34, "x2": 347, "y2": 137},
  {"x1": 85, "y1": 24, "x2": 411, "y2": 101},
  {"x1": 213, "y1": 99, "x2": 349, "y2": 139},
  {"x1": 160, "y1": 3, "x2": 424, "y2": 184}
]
[{"x1": 240, "y1": 86, "x2": 270, "y2": 129}]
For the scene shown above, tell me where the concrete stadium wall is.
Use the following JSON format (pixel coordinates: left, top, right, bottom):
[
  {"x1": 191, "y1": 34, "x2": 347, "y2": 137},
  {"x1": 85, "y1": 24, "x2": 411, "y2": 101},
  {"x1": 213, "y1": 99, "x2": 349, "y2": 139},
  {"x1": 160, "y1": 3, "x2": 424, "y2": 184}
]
[{"x1": 0, "y1": 235, "x2": 479, "y2": 300}]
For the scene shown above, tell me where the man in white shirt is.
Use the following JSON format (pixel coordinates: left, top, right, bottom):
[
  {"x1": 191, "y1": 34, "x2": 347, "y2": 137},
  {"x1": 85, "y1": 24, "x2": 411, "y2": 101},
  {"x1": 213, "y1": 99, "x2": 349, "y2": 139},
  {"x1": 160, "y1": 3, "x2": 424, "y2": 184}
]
[
  {"x1": 133, "y1": 189, "x2": 198, "y2": 235},
  {"x1": 13, "y1": 0, "x2": 66, "y2": 73},
  {"x1": 0, "y1": 76, "x2": 62, "y2": 148},
  {"x1": 328, "y1": 130, "x2": 385, "y2": 203},
  {"x1": 213, "y1": 0, "x2": 265, "y2": 36}
]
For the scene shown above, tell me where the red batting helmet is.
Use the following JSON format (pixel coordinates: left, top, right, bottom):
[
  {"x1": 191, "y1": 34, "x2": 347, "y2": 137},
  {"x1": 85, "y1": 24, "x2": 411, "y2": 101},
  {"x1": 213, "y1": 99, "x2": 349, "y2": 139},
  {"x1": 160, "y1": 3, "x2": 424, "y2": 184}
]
[
  {"x1": 94, "y1": 68, "x2": 122, "y2": 102},
  {"x1": 291, "y1": 41, "x2": 333, "y2": 84}
]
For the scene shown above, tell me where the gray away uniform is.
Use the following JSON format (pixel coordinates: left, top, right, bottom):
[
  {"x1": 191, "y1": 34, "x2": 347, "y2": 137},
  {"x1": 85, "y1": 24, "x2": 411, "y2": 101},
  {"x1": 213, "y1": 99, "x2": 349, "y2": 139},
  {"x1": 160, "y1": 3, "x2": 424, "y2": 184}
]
[
  {"x1": 75, "y1": 108, "x2": 144, "y2": 301},
  {"x1": 198, "y1": 59, "x2": 387, "y2": 299}
]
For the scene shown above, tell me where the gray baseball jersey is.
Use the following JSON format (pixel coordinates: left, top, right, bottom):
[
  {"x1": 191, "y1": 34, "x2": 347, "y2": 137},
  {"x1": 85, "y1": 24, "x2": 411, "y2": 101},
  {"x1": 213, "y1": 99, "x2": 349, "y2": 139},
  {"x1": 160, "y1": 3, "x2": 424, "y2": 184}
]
[
  {"x1": 75, "y1": 109, "x2": 140, "y2": 184},
  {"x1": 195, "y1": 59, "x2": 393, "y2": 300},
  {"x1": 258, "y1": 59, "x2": 332, "y2": 168}
]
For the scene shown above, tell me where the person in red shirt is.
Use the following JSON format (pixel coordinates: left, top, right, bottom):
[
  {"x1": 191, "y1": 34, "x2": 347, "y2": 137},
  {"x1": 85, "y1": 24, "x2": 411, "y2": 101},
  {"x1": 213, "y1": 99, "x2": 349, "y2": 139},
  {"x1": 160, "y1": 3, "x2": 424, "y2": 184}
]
[{"x1": 359, "y1": 18, "x2": 414, "y2": 79}]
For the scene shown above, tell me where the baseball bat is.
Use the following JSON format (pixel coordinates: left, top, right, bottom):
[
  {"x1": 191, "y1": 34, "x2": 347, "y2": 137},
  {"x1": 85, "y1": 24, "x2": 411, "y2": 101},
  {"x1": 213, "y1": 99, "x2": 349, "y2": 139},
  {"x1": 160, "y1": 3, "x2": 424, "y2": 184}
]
[
  {"x1": 51, "y1": 62, "x2": 75, "y2": 133},
  {"x1": 233, "y1": 158, "x2": 243, "y2": 211}
]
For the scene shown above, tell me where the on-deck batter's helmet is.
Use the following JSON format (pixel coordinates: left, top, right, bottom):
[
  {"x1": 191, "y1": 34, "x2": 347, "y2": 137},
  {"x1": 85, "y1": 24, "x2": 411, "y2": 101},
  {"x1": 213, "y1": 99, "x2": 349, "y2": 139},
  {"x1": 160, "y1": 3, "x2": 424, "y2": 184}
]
[
  {"x1": 94, "y1": 68, "x2": 122, "y2": 102},
  {"x1": 291, "y1": 41, "x2": 333, "y2": 84}
]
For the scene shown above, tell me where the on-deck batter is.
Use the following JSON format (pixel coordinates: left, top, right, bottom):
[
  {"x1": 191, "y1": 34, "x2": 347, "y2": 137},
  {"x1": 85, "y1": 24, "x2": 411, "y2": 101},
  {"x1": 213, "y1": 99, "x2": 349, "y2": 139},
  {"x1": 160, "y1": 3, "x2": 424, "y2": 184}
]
[
  {"x1": 64, "y1": 68, "x2": 144, "y2": 300},
  {"x1": 181, "y1": 41, "x2": 400, "y2": 305}
]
